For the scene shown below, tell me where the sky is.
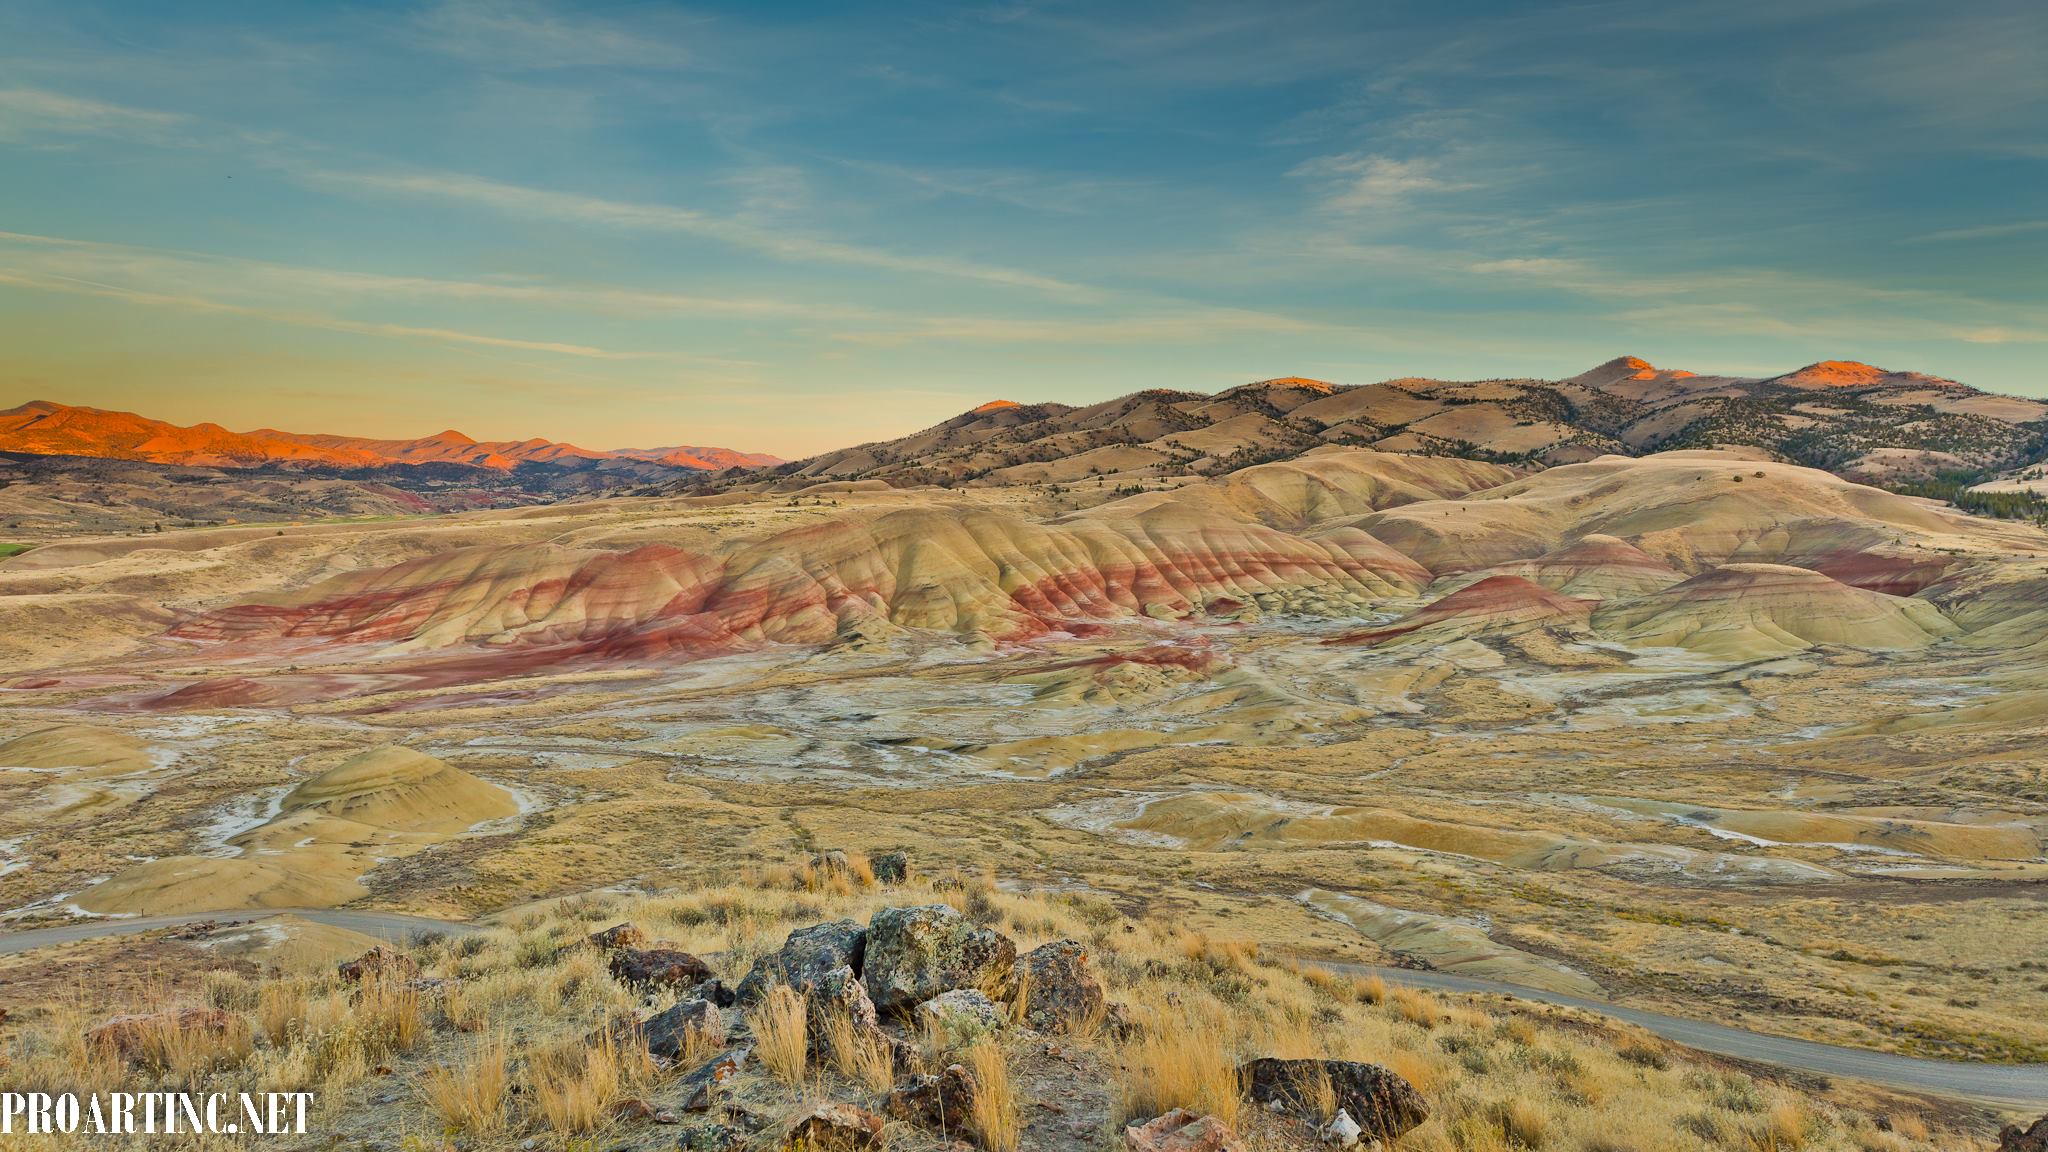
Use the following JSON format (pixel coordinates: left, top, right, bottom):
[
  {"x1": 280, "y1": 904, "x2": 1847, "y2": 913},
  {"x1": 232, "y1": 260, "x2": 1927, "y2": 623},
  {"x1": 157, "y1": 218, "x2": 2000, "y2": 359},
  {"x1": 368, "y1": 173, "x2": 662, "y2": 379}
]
[{"x1": 1, "y1": 1, "x2": 2045, "y2": 458}]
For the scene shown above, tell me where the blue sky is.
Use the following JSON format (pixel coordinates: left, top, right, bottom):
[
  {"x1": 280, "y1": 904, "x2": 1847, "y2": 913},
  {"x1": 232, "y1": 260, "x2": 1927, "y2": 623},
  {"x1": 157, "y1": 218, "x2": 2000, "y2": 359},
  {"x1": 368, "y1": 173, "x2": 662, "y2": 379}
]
[{"x1": 1, "y1": 0, "x2": 2043, "y2": 456}]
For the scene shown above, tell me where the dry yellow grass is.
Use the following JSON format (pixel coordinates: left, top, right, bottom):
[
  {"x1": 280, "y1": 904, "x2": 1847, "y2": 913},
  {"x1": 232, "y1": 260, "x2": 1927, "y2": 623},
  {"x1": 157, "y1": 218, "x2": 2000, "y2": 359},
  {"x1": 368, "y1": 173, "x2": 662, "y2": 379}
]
[
  {"x1": 961, "y1": 1038, "x2": 1020, "y2": 1152},
  {"x1": 0, "y1": 865, "x2": 1998, "y2": 1152},
  {"x1": 1391, "y1": 986, "x2": 1442, "y2": 1028},
  {"x1": 750, "y1": 983, "x2": 810, "y2": 1085},
  {"x1": 823, "y1": 1009, "x2": 896, "y2": 1093},
  {"x1": 420, "y1": 1032, "x2": 510, "y2": 1134},
  {"x1": 1114, "y1": 999, "x2": 1243, "y2": 1128}
]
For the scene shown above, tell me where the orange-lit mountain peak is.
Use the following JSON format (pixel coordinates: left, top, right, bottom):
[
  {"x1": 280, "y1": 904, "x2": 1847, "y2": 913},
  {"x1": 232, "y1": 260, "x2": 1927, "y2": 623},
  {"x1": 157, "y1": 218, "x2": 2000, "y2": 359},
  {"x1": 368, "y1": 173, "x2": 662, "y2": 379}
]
[
  {"x1": 1253, "y1": 376, "x2": 1338, "y2": 394},
  {"x1": 971, "y1": 400, "x2": 1022, "y2": 414},
  {"x1": 1798, "y1": 360, "x2": 1885, "y2": 386}
]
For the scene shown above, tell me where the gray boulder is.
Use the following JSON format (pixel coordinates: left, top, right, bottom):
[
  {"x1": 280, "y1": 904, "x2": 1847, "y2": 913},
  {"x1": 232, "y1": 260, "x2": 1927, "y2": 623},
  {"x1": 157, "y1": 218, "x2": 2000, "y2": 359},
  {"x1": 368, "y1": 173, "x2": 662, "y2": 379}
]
[
  {"x1": 1019, "y1": 939, "x2": 1104, "y2": 1034},
  {"x1": 642, "y1": 998, "x2": 722, "y2": 1062},
  {"x1": 734, "y1": 919, "x2": 866, "y2": 1004},
  {"x1": 871, "y1": 851, "x2": 911, "y2": 884},
  {"x1": 863, "y1": 904, "x2": 1017, "y2": 1013},
  {"x1": 1240, "y1": 1058, "x2": 1430, "y2": 1141},
  {"x1": 915, "y1": 988, "x2": 1005, "y2": 1040}
]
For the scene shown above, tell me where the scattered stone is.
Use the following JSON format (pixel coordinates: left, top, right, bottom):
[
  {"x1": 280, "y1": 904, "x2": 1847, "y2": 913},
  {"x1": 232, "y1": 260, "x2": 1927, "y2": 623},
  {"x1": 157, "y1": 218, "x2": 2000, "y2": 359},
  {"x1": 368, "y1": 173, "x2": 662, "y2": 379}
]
[
  {"x1": 86, "y1": 1008, "x2": 238, "y2": 1064},
  {"x1": 1122, "y1": 1108, "x2": 1245, "y2": 1152},
  {"x1": 1240, "y1": 1058, "x2": 1429, "y2": 1142},
  {"x1": 610, "y1": 947, "x2": 715, "y2": 989},
  {"x1": 337, "y1": 946, "x2": 418, "y2": 984},
  {"x1": 165, "y1": 919, "x2": 220, "y2": 941},
  {"x1": 1322, "y1": 1108, "x2": 1363, "y2": 1149},
  {"x1": 734, "y1": 919, "x2": 866, "y2": 1004},
  {"x1": 587, "y1": 923, "x2": 647, "y2": 951},
  {"x1": 812, "y1": 849, "x2": 852, "y2": 876},
  {"x1": 678, "y1": 1047, "x2": 751, "y2": 1112},
  {"x1": 2001, "y1": 1115, "x2": 2048, "y2": 1152},
  {"x1": 642, "y1": 998, "x2": 722, "y2": 1062},
  {"x1": 871, "y1": 851, "x2": 911, "y2": 884},
  {"x1": 780, "y1": 1102, "x2": 884, "y2": 1151},
  {"x1": 613, "y1": 1098, "x2": 656, "y2": 1122},
  {"x1": 1018, "y1": 939, "x2": 1104, "y2": 1034},
  {"x1": 886, "y1": 1063, "x2": 981, "y2": 1140},
  {"x1": 915, "y1": 989, "x2": 1005, "y2": 1039},
  {"x1": 675, "y1": 1120, "x2": 743, "y2": 1152},
  {"x1": 863, "y1": 904, "x2": 1017, "y2": 1012},
  {"x1": 654, "y1": 1110, "x2": 679, "y2": 1125}
]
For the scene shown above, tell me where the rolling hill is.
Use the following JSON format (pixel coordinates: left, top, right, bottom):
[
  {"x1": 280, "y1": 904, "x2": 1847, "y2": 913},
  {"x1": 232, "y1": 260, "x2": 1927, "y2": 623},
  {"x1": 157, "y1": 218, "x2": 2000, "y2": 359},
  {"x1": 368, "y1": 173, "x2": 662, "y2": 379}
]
[{"x1": 743, "y1": 356, "x2": 2048, "y2": 493}]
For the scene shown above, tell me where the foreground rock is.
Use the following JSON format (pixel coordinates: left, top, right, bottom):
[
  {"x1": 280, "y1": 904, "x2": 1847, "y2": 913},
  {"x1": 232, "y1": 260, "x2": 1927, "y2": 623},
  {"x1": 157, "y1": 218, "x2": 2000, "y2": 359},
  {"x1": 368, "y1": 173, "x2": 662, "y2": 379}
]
[
  {"x1": 642, "y1": 998, "x2": 722, "y2": 1062},
  {"x1": 609, "y1": 946, "x2": 714, "y2": 989},
  {"x1": 781, "y1": 1102, "x2": 884, "y2": 1151},
  {"x1": 735, "y1": 919, "x2": 866, "y2": 1003},
  {"x1": 1123, "y1": 1108, "x2": 1246, "y2": 1152},
  {"x1": 2002, "y1": 1115, "x2": 2048, "y2": 1152},
  {"x1": 1019, "y1": 939, "x2": 1104, "y2": 1033},
  {"x1": 863, "y1": 904, "x2": 1017, "y2": 1012},
  {"x1": 885, "y1": 1063, "x2": 981, "y2": 1140},
  {"x1": 916, "y1": 988, "x2": 1005, "y2": 1038},
  {"x1": 678, "y1": 1047, "x2": 750, "y2": 1111},
  {"x1": 587, "y1": 922, "x2": 647, "y2": 951},
  {"x1": 871, "y1": 850, "x2": 911, "y2": 884},
  {"x1": 811, "y1": 965, "x2": 881, "y2": 1033},
  {"x1": 337, "y1": 945, "x2": 418, "y2": 983},
  {"x1": 1240, "y1": 1058, "x2": 1429, "y2": 1141}
]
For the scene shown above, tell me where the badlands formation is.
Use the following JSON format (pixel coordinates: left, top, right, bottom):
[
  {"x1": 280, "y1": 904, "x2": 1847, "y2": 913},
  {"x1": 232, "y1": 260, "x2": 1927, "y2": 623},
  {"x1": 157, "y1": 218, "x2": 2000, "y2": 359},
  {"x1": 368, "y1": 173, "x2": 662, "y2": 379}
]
[{"x1": 3, "y1": 374, "x2": 2048, "y2": 1146}]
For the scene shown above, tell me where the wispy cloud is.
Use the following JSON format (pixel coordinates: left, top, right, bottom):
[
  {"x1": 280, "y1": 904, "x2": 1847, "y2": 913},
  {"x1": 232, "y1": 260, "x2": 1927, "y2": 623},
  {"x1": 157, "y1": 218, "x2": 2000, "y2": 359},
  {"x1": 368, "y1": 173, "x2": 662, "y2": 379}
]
[
  {"x1": 409, "y1": 0, "x2": 701, "y2": 71},
  {"x1": 829, "y1": 308, "x2": 1321, "y2": 348},
  {"x1": 314, "y1": 169, "x2": 1103, "y2": 300},
  {"x1": 1292, "y1": 153, "x2": 1474, "y2": 215},
  {"x1": 1911, "y1": 219, "x2": 2048, "y2": 243},
  {"x1": 0, "y1": 234, "x2": 645, "y2": 359},
  {"x1": 0, "y1": 87, "x2": 186, "y2": 143}
]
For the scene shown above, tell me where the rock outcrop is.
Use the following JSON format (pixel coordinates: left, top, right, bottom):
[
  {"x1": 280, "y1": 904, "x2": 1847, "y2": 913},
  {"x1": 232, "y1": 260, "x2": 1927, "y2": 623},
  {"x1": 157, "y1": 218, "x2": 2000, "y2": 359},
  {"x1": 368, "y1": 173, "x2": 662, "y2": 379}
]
[
  {"x1": 1123, "y1": 1108, "x2": 1246, "y2": 1152},
  {"x1": 1240, "y1": 1058, "x2": 1429, "y2": 1141},
  {"x1": 1019, "y1": 939, "x2": 1105, "y2": 1034},
  {"x1": 863, "y1": 904, "x2": 1016, "y2": 1012},
  {"x1": 735, "y1": 919, "x2": 866, "y2": 1004}
]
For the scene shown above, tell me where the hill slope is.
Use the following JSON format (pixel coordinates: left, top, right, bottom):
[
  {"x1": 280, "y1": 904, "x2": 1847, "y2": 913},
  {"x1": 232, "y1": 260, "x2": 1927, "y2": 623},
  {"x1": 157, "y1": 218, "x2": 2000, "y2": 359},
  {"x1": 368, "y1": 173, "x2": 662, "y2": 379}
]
[
  {"x1": 0, "y1": 400, "x2": 780, "y2": 473},
  {"x1": 745, "y1": 358, "x2": 2047, "y2": 492}
]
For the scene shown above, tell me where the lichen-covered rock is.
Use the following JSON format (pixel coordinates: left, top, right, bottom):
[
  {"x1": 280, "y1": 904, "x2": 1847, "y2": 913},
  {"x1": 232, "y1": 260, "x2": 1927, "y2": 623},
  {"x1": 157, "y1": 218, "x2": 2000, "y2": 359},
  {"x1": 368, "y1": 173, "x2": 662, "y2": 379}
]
[
  {"x1": 862, "y1": 904, "x2": 1016, "y2": 1012},
  {"x1": 609, "y1": 947, "x2": 714, "y2": 989},
  {"x1": 2002, "y1": 1115, "x2": 2048, "y2": 1152},
  {"x1": 678, "y1": 1046, "x2": 750, "y2": 1111},
  {"x1": 810, "y1": 964, "x2": 880, "y2": 1035},
  {"x1": 885, "y1": 1063, "x2": 981, "y2": 1140},
  {"x1": 676, "y1": 1119, "x2": 744, "y2": 1151},
  {"x1": 642, "y1": 997, "x2": 723, "y2": 1062},
  {"x1": 336, "y1": 945, "x2": 418, "y2": 984},
  {"x1": 780, "y1": 1102, "x2": 883, "y2": 1151},
  {"x1": 1019, "y1": 939, "x2": 1104, "y2": 1034},
  {"x1": 871, "y1": 850, "x2": 911, "y2": 884},
  {"x1": 586, "y1": 922, "x2": 646, "y2": 951},
  {"x1": 915, "y1": 988, "x2": 1005, "y2": 1040},
  {"x1": 1240, "y1": 1058, "x2": 1429, "y2": 1141},
  {"x1": 734, "y1": 919, "x2": 866, "y2": 1004},
  {"x1": 1123, "y1": 1108, "x2": 1246, "y2": 1152}
]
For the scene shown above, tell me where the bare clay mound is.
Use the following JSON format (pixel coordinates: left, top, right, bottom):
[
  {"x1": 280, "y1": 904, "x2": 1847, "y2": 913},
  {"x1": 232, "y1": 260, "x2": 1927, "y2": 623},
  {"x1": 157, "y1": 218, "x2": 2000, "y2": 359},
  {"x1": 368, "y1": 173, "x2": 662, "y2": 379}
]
[
  {"x1": 1590, "y1": 563, "x2": 1957, "y2": 661},
  {"x1": 77, "y1": 746, "x2": 516, "y2": 916}
]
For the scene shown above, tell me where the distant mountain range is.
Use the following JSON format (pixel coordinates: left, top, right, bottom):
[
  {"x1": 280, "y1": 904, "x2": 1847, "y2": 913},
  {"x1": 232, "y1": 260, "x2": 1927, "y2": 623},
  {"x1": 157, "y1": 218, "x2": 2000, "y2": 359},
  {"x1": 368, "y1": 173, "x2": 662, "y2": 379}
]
[
  {"x1": 759, "y1": 357, "x2": 2048, "y2": 491},
  {"x1": 0, "y1": 401, "x2": 782, "y2": 472}
]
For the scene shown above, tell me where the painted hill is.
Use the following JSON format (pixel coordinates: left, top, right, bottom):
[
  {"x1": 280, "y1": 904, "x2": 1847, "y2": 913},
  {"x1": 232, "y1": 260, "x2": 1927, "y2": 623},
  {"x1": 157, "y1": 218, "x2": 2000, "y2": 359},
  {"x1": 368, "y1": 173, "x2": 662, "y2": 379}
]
[
  {"x1": 735, "y1": 356, "x2": 2047, "y2": 492},
  {"x1": 0, "y1": 400, "x2": 780, "y2": 473}
]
